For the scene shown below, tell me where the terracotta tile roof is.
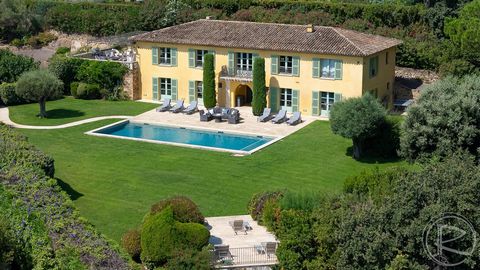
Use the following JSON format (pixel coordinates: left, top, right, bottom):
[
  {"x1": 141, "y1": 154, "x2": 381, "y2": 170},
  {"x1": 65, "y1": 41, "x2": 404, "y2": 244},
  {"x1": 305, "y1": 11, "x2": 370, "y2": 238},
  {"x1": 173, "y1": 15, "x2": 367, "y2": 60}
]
[{"x1": 131, "y1": 19, "x2": 402, "y2": 57}]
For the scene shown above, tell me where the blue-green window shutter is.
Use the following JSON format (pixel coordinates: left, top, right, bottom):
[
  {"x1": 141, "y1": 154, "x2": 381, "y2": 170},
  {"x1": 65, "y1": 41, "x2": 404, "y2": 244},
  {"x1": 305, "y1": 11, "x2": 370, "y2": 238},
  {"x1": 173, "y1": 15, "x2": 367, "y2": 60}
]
[
  {"x1": 171, "y1": 48, "x2": 177, "y2": 66},
  {"x1": 171, "y1": 79, "x2": 178, "y2": 100},
  {"x1": 334, "y1": 60, "x2": 343, "y2": 80},
  {"x1": 312, "y1": 58, "x2": 320, "y2": 78},
  {"x1": 334, "y1": 92, "x2": 342, "y2": 103},
  {"x1": 188, "y1": 49, "x2": 195, "y2": 68},
  {"x1": 152, "y1": 77, "x2": 158, "y2": 100},
  {"x1": 312, "y1": 91, "x2": 319, "y2": 116},
  {"x1": 228, "y1": 51, "x2": 234, "y2": 75},
  {"x1": 269, "y1": 87, "x2": 279, "y2": 112},
  {"x1": 292, "y1": 89, "x2": 299, "y2": 112},
  {"x1": 152, "y1": 47, "x2": 158, "y2": 65},
  {"x1": 188, "y1": 80, "x2": 195, "y2": 102},
  {"x1": 271, "y1": 55, "x2": 279, "y2": 75},
  {"x1": 292, "y1": 56, "x2": 300, "y2": 77}
]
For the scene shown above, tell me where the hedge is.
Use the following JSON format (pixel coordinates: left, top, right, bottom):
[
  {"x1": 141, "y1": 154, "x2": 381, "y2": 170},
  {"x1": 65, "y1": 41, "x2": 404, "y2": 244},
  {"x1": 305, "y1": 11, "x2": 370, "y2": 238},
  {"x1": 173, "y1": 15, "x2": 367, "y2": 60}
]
[
  {"x1": 0, "y1": 124, "x2": 130, "y2": 269},
  {"x1": 0, "y1": 83, "x2": 25, "y2": 106}
]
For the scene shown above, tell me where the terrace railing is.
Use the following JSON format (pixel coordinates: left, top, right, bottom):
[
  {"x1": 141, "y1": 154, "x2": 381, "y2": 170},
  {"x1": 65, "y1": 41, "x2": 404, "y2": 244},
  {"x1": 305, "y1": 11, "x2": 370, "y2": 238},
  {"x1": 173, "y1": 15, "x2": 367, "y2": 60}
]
[
  {"x1": 219, "y1": 66, "x2": 253, "y2": 82},
  {"x1": 212, "y1": 246, "x2": 278, "y2": 269}
]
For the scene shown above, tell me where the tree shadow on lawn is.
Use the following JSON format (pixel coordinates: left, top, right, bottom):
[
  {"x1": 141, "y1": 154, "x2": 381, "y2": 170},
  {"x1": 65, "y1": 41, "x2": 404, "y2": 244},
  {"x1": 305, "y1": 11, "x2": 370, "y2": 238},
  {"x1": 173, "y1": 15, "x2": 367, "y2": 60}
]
[
  {"x1": 345, "y1": 146, "x2": 402, "y2": 164},
  {"x1": 56, "y1": 178, "x2": 83, "y2": 200},
  {"x1": 45, "y1": 109, "x2": 85, "y2": 119}
]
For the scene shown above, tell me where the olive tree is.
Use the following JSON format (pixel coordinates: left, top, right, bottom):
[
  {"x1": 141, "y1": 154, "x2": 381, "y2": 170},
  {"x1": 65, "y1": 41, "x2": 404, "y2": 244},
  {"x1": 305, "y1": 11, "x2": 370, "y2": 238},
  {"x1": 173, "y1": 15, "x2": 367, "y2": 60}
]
[
  {"x1": 252, "y1": 57, "x2": 266, "y2": 116},
  {"x1": 330, "y1": 93, "x2": 386, "y2": 159},
  {"x1": 15, "y1": 70, "x2": 63, "y2": 118},
  {"x1": 400, "y1": 75, "x2": 480, "y2": 162},
  {"x1": 202, "y1": 54, "x2": 216, "y2": 108}
]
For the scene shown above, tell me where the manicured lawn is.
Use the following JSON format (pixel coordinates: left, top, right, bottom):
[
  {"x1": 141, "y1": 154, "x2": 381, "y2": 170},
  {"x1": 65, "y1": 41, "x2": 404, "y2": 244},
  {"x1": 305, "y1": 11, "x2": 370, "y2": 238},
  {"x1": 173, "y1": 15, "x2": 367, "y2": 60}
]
[
  {"x1": 9, "y1": 96, "x2": 158, "y2": 126},
  {"x1": 18, "y1": 120, "x2": 405, "y2": 242}
]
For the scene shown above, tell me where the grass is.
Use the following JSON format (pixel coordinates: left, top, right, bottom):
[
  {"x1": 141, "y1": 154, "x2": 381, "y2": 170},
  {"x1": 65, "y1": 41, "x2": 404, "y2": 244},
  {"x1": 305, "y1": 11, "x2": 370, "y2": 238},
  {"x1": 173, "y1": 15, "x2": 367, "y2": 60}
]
[
  {"x1": 8, "y1": 97, "x2": 158, "y2": 126},
  {"x1": 18, "y1": 119, "x2": 405, "y2": 243}
]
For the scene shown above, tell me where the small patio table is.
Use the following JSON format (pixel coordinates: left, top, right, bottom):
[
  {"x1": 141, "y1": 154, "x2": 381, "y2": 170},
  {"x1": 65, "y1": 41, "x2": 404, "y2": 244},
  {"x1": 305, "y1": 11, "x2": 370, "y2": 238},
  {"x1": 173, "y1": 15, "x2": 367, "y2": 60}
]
[{"x1": 213, "y1": 113, "x2": 223, "y2": 122}]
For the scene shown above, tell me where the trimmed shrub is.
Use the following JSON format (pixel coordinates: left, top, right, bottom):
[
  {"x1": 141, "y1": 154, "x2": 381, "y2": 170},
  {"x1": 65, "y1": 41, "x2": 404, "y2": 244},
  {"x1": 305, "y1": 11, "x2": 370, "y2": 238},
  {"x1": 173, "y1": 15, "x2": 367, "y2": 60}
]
[
  {"x1": 261, "y1": 198, "x2": 280, "y2": 231},
  {"x1": 150, "y1": 196, "x2": 204, "y2": 224},
  {"x1": 0, "y1": 83, "x2": 25, "y2": 106},
  {"x1": 0, "y1": 49, "x2": 39, "y2": 84},
  {"x1": 363, "y1": 116, "x2": 401, "y2": 158},
  {"x1": 252, "y1": 57, "x2": 266, "y2": 116},
  {"x1": 70, "y1": 82, "x2": 80, "y2": 97},
  {"x1": 121, "y1": 229, "x2": 141, "y2": 262},
  {"x1": 166, "y1": 247, "x2": 212, "y2": 270},
  {"x1": 248, "y1": 190, "x2": 284, "y2": 221},
  {"x1": 202, "y1": 53, "x2": 216, "y2": 108},
  {"x1": 75, "y1": 83, "x2": 101, "y2": 100}
]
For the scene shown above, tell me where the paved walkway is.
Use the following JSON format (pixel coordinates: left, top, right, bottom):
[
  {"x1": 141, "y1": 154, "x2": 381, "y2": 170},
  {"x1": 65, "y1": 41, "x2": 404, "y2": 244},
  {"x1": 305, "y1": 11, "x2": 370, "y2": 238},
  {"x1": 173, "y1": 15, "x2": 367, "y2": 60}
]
[{"x1": 0, "y1": 106, "x2": 131, "y2": 129}]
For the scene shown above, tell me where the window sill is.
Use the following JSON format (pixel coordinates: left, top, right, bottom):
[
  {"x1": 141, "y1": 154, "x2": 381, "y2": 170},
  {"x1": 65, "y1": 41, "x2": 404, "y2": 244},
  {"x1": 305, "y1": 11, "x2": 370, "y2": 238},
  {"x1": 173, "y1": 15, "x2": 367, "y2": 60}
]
[
  {"x1": 317, "y1": 77, "x2": 337, "y2": 81},
  {"x1": 156, "y1": 64, "x2": 173, "y2": 67}
]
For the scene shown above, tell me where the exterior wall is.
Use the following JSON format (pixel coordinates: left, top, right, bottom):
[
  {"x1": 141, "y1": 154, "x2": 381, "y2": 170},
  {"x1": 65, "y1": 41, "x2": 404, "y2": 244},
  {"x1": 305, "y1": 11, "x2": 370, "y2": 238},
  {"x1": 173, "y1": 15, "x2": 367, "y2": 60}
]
[
  {"x1": 135, "y1": 41, "x2": 396, "y2": 115},
  {"x1": 362, "y1": 47, "x2": 396, "y2": 108}
]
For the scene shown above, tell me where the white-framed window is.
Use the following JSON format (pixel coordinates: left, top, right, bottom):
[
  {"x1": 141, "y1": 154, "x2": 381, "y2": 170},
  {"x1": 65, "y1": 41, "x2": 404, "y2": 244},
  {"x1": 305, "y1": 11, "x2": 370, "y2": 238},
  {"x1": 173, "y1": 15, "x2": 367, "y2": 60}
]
[
  {"x1": 321, "y1": 59, "x2": 336, "y2": 78},
  {"x1": 195, "y1": 50, "x2": 208, "y2": 68},
  {"x1": 236, "y1": 52, "x2": 253, "y2": 71},
  {"x1": 195, "y1": 81, "x2": 203, "y2": 99},
  {"x1": 279, "y1": 56, "x2": 293, "y2": 74},
  {"x1": 160, "y1": 78, "x2": 172, "y2": 96},
  {"x1": 321, "y1": 92, "x2": 335, "y2": 111},
  {"x1": 280, "y1": 88, "x2": 293, "y2": 110},
  {"x1": 159, "y1": 48, "x2": 171, "y2": 65}
]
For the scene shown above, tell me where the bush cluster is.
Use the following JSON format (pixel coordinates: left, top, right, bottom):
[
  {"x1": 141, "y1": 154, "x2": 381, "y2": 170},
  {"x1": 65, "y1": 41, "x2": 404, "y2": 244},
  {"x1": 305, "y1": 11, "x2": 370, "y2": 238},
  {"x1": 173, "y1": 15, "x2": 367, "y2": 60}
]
[
  {"x1": 248, "y1": 190, "x2": 284, "y2": 221},
  {"x1": 0, "y1": 124, "x2": 130, "y2": 269},
  {"x1": 150, "y1": 196, "x2": 205, "y2": 224},
  {"x1": 0, "y1": 83, "x2": 24, "y2": 106},
  {"x1": 0, "y1": 49, "x2": 39, "y2": 84}
]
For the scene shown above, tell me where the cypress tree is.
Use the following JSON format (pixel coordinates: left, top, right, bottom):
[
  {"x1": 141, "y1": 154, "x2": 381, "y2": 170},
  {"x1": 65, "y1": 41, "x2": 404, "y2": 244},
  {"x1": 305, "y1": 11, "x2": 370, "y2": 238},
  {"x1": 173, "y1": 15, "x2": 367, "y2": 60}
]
[
  {"x1": 252, "y1": 57, "x2": 266, "y2": 116},
  {"x1": 202, "y1": 54, "x2": 216, "y2": 108}
]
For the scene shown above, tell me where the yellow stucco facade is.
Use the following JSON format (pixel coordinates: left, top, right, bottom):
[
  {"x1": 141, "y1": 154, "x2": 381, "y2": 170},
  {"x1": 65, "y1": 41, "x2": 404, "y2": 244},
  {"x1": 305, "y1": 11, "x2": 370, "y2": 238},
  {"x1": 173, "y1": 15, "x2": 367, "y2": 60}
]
[{"x1": 134, "y1": 41, "x2": 396, "y2": 116}]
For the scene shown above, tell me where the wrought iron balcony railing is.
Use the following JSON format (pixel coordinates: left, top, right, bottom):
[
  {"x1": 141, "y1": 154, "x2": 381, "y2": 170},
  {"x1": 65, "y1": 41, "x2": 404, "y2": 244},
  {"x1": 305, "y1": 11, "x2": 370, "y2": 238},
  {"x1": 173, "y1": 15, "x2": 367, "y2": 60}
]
[{"x1": 211, "y1": 246, "x2": 278, "y2": 269}]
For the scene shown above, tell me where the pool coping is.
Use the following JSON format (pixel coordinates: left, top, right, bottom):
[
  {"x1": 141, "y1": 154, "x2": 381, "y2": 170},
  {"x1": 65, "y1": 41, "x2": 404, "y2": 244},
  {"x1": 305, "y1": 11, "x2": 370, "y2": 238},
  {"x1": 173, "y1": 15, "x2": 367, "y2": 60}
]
[{"x1": 84, "y1": 120, "x2": 285, "y2": 155}]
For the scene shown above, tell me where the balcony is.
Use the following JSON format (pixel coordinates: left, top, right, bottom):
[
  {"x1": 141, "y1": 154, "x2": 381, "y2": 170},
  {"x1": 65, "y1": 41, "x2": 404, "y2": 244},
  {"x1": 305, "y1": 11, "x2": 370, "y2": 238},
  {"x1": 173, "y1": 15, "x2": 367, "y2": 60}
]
[
  {"x1": 212, "y1": 246, "x2": 277, "y2": 269},
  {"x1": 220, "y1": 66, "x2": 253, "y2": 82}
]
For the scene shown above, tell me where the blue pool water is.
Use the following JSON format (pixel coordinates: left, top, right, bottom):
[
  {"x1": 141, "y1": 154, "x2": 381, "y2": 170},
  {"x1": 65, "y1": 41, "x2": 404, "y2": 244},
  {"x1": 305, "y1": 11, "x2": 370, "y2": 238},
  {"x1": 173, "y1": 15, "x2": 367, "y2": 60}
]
[{"x1": 93, "y1": 121, "x2": 273, "y2": 152}]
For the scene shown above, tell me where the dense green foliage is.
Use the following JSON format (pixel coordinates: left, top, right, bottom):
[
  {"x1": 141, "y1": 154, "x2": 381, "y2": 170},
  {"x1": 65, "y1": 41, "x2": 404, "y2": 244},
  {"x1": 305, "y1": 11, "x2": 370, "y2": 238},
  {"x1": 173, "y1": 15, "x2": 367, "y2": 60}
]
[
  {"x1": 330, "y1": 94, "x2": 387, "y2": 159},
  {"x1": 75, "y1": 82, "x2": 102, "y2": 100},
  {"x1": 140, "y1": 206, "x2": 209, "y2": 267},
  {"x1": 0, "y1": 124, "x2": 130, "y2": 269},
  {"x1": 48, "y1": 55, "x2": 85, "y2": 94},
  {"x1": 400, "y1": 75, "x2": 480, "y2": 162},
  {"x1": 0, "y1": 0, "x2": 42, "y2": 42},
  {"x1": 0, "y1": 49, "x2": 39, "y2": 84},
  {"x1": 202, "y1": 53, "x2": 216, "y2": 108},
  {"x1": 121, "y1": 229, "x2": 141, "y2": 262},
  {"x1": 0, "y1": 83, "x2": 24, "y2": 106},
  {"x1": 76, "y1": 61, "x2": 128, "y2": 100},
  {"x1": 255, "y1": 152, "x2": 480, "y2": 269},
  {"x1": 15, "y1": 69, "x2": 63, "y2": 118},
  {"x1": 252, "y1": 57, "x2": 267, "y2": 116},
  {"x1": 150, "y1": 196, "x2": 205, "y2": 224}
]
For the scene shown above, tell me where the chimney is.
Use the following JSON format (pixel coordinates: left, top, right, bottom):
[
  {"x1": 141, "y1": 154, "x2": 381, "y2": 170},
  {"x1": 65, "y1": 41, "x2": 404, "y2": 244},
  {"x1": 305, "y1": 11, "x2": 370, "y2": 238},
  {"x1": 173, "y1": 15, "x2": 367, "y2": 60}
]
[
  {"x1": 206, "y1": 16, "x2": 212, "y2": 20},
  {"x1": 306, "y1": 24, "x2": 314, "y2": 33}
]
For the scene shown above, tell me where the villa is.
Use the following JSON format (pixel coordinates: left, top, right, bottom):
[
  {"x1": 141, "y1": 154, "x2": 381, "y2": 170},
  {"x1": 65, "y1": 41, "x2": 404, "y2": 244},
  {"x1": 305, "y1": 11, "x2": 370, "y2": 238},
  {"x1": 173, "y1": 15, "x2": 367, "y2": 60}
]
[{"x1": 130, "y1": 19, "x2": 402, "y2": 116}]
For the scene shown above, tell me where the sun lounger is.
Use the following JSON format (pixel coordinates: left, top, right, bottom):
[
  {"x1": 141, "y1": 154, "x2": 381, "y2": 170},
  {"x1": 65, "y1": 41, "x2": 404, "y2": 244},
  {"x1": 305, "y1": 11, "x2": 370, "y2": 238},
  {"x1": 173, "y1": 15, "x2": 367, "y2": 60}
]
[
  {"x1": 257, "y1": 108, "x2": 272, "y2": 122},
  {"x1": 156, "y1": 98, "x2": 171, "y2": 112},
  {"x1": 214, "y1": 244, "x2": 232, "y2": 262},
  {"x1": 229, "y1": 219, "x2": 247, "y2": 235},
  {"x1": 255, "y1": 242, "x2": 277, "y2": 258},
  {"x1": 271, "y1": 109, "x2": 287, "y2": 124},
  {"x1": 286, "y1": 111, "x2": 302, "y2": 126},
  {"x1": 183, "y1": 101, "x2": 198, "y2": 115},
  {"x1": 171, "y1": 100, "x2": 184, "y2": 113},
  {"x1": 199, "y1": 110, "x2": 213, "y2": 121}
]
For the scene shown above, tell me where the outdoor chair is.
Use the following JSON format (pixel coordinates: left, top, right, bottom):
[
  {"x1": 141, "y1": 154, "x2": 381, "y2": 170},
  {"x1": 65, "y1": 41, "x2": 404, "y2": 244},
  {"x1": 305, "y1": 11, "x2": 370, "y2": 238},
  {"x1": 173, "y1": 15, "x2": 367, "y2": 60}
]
[
  {"x1": 228, "y1": 109, "x2": 240, "y2": 124},
  {"x1": 271, "y1": 109, "x2": 287, "y2": 124},
  {"x1": 221, "y1": 108, "x2": 231, "y2": 120},
  {"x1": 257, "y1": 108, "x2": 272, "y2": 122},
  {"x1": 255, "y1": 242, "x2": 277, "y2": 258},
  {"x1": 156, "y1": 98, "x2": 171, "y2": 112},
  {"x1": 229, "y1": 219, "x2": 247, "y2": 235},
  {"x1": 171, "y1": 100, "x2": 184, "y2": 113},
  {"x1": 199, "y1": 110, "x2": 213, "y2": 121},
  {"x1": 214, "y1": 244, "x2": 232, "y2": 262},
  {"x1": 183, "y1": 101, "x2": 198, "y2": 115},
  {"x1": 286, "y1": 112, "x2": 302, "y2": 126}
]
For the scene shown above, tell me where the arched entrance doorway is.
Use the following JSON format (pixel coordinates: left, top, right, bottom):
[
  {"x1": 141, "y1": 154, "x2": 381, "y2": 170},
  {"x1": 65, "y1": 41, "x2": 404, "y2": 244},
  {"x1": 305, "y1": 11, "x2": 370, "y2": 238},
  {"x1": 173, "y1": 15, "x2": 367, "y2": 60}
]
[{"x1": 234, "y1": 84, "x2": 253, "y2": 106}]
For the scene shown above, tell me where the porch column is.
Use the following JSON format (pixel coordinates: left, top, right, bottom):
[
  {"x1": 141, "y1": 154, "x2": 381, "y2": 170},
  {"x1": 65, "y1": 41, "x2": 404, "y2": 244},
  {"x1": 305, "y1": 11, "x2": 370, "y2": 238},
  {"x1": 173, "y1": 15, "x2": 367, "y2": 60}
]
[{"x1": 225, "y1": 80, "x2": 231, "y2": 108}]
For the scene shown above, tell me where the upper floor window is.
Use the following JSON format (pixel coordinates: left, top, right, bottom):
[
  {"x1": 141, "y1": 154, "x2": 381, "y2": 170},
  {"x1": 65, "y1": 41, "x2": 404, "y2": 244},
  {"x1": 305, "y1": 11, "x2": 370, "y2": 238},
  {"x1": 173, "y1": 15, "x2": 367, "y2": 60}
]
[
  {"x1": 321, "y1": 59, "x2": 337, "y2": 79},
  {"x1": 279, "y1": 56, "x2": 293, "y2": 74},
  {"x1": 385, "y1": 52, "x2": 389, "y2": 65},
  {"x1": 236, "y1": 52, "x2": 253, "y2": 71},
  {"x1": 195, "y1": 50, "x2": 208, "y2": 68},
  {"x1": 369, "y1": 56, "x2": 379, "y2": 78},
  {"x1": 159, "y1": 48, "x2": 171, "y2": 65}
]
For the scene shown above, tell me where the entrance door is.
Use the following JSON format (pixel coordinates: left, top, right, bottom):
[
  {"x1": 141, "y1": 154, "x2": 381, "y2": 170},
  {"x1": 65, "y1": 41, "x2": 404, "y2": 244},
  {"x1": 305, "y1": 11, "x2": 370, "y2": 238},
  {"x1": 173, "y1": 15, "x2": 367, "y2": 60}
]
[
  {"x1": 320, "y1": 91, "x2": 335, "y2": 116},
  {"x1": 160, "y1": 78, "x2": 172, "y2": 100},
  {"x1": 280, "y1": 88, "x2": 293, "y2": 112},
  {"x1": 245, "y1": 86, "x2": 253, "y2": 105}
]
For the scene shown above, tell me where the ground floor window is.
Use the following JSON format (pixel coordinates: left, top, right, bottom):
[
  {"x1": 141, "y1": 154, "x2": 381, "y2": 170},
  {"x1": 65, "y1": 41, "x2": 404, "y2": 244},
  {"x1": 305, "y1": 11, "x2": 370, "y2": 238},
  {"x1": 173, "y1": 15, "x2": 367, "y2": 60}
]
[
  {"x1": 160, "y1": 78, "x2": 172, "y2": 96},
  {"x1": 321, "y1": 91, "x2": 335, "y2": 113},
  {"x1": 195, "y1": 81, "x2": 203, "y2": 99},
  {"x1": 280, "y1": 88, "x2": 293, "y2": 111}
]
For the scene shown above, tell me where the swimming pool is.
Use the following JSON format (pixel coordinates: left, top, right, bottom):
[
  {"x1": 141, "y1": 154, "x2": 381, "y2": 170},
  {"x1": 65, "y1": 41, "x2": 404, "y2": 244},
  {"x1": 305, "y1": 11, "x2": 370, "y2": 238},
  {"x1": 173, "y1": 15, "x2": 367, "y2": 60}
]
[{"x1": 88, "y1": 121, "x2": 275, "y2": 154}]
